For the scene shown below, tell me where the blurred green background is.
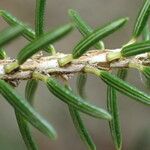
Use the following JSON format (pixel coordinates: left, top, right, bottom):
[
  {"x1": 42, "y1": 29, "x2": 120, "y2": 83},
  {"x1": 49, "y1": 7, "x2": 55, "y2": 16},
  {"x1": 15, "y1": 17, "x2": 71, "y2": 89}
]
[{"x1": 0, "y1": 0, "x2": 150, "y2": 149}]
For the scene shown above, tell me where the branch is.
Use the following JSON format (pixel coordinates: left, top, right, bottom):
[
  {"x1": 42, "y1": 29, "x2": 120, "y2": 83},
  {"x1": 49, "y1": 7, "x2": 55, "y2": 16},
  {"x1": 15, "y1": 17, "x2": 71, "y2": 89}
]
[{"x1": 0, "y1": 49, "x2": 149, "y2": 81}]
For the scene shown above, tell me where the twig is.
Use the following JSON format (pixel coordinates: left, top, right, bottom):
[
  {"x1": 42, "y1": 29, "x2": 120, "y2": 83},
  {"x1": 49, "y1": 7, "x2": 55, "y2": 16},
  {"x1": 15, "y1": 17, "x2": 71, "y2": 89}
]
[{"x1": 0, "y1": 49, "x2": 149, "y2": 81}]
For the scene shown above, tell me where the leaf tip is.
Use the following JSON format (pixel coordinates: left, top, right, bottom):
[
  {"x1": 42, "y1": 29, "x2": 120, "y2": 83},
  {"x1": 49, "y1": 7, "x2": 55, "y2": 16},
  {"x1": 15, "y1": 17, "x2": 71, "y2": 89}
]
[
  {"x1": 68, "y1": 9, "x2": 77, "y2": 16},
  {"x1": 120, "y1": 17, "x2": 129, "y2": 24},
  {"x1": 0, "y1": 10, "x2": 4, "y2": 16}
]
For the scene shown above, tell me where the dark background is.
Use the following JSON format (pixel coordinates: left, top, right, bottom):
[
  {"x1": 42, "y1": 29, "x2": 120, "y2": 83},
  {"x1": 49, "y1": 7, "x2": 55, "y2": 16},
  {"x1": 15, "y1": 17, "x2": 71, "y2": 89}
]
[{"x1": 0, "y1": 0, "x2": 150, "y2": 149}]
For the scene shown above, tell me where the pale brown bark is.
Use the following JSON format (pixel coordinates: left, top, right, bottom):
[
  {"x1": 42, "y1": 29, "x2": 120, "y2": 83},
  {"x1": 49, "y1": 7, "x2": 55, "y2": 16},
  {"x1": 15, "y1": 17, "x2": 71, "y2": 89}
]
[{"x1": 0, "y1": 49, "x2": 149, "y2": 81}]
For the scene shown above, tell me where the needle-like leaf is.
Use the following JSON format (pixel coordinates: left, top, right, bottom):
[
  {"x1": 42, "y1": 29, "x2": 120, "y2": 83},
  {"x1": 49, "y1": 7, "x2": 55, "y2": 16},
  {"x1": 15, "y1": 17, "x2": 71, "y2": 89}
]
[
  {"x1": 107, "y1": 86, "x2": 122, "y2": 150},
  {"x1": 0, "y1": 25, "x2": 24, "y2": 47},
  {"x1": 0, "y1": 79, "x2": 57, "y2": 139},
  {"x1": 15, "y1": 79, "x2": 39, "y2": 149},
  {"x1": 107, "y1": 69, "x2": 124, "y2": 150},
  {"x1": 69, "y1": 107, "x2": 96, "y2": 150},
  {"x1": 72, "y1": 17, "x2": 128, "y2": 58},
  {"x1": 25, "y1": 80, "x2": 39, "y2": 104},
  {"x1": 0, "y1": 10, "x2": 35, "y2": 40},
  {"x1": 0, "y1": 48, "x2": 7, "y2": 59},
  {"x1": 35, "y1": 0, "x2": 46, "y2": 36},
  {"x1": 76, "y1": 73, "x2": 87, "y2": 99},
  {"x1": 17, "y1": 23, "x2": 73, "y2": 65},
  {"x1": 35, "y1": 0, "x2": 46, "y2": 37},
  {"x1": 142, "y1": 66, "x2": 150, "y2": 80},
  {"x1": 46, "y1": 76, "x2": 111, "y2": 119},
  {"x1": 121, "y1": 40, "x2": 150, "y2": 57},
  {"x1": 15, "y1": 79, "x2": 39, "y2": 150},
  {"x1": 84, "y1": 66, "x2": 150, "y2": 105},
  {"x1": 117, "y1": 69, "x2": 128, "y2": 80},
  {"x1": 142, "y1": 24, "x2": 150, "y2": 41},
  {"x1": 0, "y1": 10, "x2": 55, "y2": 53},
  {"x1": 100, "y1": 70, "x2": 150, "y2": 105},
  {"x1": 65, "y1": 85, "x2": 96, "y2": 150},
  {"x1": 68, "y1": 9, "x2": 104, "y2": 49},
  {"x1": 132, "y1": 0, "x2": 150, "y2": 39},
  {"x1": 15, "y1": 111, "x2": 38, "y2": 150},
  {"x1": 17, "y1": 68, "x2": 39, "y2": 149}
]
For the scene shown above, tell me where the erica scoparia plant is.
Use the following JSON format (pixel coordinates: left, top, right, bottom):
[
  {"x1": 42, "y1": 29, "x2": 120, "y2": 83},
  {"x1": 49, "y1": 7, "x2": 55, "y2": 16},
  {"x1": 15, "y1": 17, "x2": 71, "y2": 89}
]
[{"x1": 0, "y1": 0, "x2": 150, "y2": 149}]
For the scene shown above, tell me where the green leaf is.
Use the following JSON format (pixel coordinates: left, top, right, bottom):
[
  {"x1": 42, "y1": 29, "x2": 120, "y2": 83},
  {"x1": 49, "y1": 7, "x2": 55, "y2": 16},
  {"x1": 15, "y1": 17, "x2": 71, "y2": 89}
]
[
  {"x1": 65, "y1": 85, "x2": 96, "y2": 150},
  {"x1": 121, "y1": 40, "x2": 150, "y2": 57},
  {"x1": 0, "y1": 79, "x2": 57, "y2": 139},
  {"x1": 132, "y1": 0, "x2": 150, "y2": 39},
  {"x1": 0, "y1": 48, "x2": 7, "y2": 59},
  {"x1": 0, "y1": 25, "x2": 24, "y2": 47},
  {"x1": 142, "y1": 24, "x2": 150, "y2": 41},
  {"x1": 0, "y1": 10, "x2": 54, "y2": 53},
  {"x1": 17, "y1": 23, "x2": 73, "y2": 65},
  {"x1": 16, "y1": 80, "x2": 39, "y2": 150},
  {"x1": 117, "y1": 69, "x2": 128, "y2": 80},
  {"x1": 76, "y1": 73, "x2": 87, "y2": 99},
  {"x1": 72, "y1": 17, "x2": 128, "y2": 58},
  {"x1": 35, "y1": 0, "x2": 46, "y2": 36},
  {"x1": 25, "y1": 80, "x2": 39, "y2": 104},
  {"x1": 0, "y1": 10, "x2": 35, "y2": 40},
  {"x1": 139, "y1": 66, "x2": 150, "y2": 89},
  {"x1": 68, "y1": 9, "x2": 104, "y2": 50},
  {"x1": 107, "y1": 68, "x2": 124, "y2": 150},
  {"x1": 84, "y1": 66, "x2": 150, "y2": 105},
  {"x1": 44, "y1": 76, "x2": 111, "y2": 120},
  {"x1": 99, "y1": 70, "x2": 150, "y2": 105},
  {"x1": 107, "y1": 86, "x2": 122, "y2": 150},
  {"x1": 69, "y1": 107, "x2": 96, "y2": 150},
  {"x1": 35, "y1": 0, "x2": 54, "y2": 54},
  {"x1": 15, "y1": 111, "x2": 38, "y2": 150},
  {"x1": 142, "y1": 66, "x2": 150, "y2": 80},
  {"x1": 16, "y1": 80, "x2": 39, "y2": 149},
  {"x1": 106, "y1": 64, "x2": 126, "y2": 150}
]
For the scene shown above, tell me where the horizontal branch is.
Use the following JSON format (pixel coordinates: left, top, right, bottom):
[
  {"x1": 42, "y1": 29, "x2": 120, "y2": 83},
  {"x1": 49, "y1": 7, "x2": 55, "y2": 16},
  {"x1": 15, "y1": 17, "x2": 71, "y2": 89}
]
[{"x1": 0, "y1": 49, "x2": 149, "y2": 81}]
